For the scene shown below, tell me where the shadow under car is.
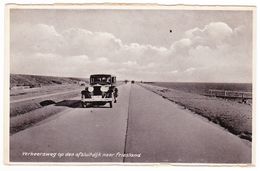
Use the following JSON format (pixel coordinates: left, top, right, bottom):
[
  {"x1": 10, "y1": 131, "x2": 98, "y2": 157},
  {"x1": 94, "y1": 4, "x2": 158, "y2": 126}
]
[{"x1": 55, "y1": 100, "x2": 111, "y2": 108}]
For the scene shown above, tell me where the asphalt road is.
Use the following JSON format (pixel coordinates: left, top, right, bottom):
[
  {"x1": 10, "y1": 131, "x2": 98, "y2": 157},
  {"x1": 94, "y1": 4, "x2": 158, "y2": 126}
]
[{"x1": 9, "y1": 83, "x2": 251, "y2": 163}]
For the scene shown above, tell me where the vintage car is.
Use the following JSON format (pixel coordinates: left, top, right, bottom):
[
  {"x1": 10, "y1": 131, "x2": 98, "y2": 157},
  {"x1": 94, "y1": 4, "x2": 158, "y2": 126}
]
[{"x1": 81, "y1": 74, "x2": 118, "y2": 108}]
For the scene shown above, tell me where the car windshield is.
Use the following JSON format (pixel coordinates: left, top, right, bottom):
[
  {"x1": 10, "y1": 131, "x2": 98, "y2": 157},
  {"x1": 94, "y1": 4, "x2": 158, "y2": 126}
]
[{"x1": 90, "y1": 75, "x2": 111, "y2": 85}]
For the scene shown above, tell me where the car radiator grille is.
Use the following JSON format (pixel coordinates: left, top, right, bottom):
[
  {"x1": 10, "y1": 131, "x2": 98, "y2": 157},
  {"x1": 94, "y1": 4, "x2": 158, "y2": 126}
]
[{"x1": 93, "y1": 86, "x2": 102, "y2": 95}]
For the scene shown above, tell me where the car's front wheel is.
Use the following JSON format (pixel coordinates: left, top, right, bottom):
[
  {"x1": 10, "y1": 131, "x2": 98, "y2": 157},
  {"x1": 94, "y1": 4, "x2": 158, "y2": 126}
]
[
  {"x1": 81, "y1": 102, "x2": 87, "y2": 108},
  {"x1": 109, "y1": 101, "x2": 113, "y2": 108}
]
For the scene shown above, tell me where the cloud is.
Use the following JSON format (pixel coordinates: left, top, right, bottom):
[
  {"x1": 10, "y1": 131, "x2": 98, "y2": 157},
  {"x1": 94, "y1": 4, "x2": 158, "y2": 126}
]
[
  {"x1": 185, "y1": 67, "x2": 196, "y2": 73},
  {"x1": 11, "y1": 23, "x2": 64, "y2": 55},
  {"x1": 123, "y1": 61, "x2": 138, "y2": 67},
  {"x1": 170, "y1": 70, "x2": 178, "y2": 74},
  {"x1": 170, "y1": 38, "x2": 192, "y2": 56},
  {"x1": 60, "y1": 28, "x2": 123, "y2": 57},
  {"x1": 184, "y1": 22, "x2": 233, "y2": 48},
  {"x1": 11, "y1": 22, "x2": 252, "y2": 82}
]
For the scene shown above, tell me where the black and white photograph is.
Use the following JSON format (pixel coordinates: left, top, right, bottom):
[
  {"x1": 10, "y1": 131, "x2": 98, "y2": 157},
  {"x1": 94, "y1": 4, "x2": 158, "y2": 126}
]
[{"x1": 5, "y1": 4, "x2": 255, "y2": 164}]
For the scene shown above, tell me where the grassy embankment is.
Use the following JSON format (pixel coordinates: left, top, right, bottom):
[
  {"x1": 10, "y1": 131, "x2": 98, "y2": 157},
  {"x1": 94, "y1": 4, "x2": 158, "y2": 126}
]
[
  {"x1": 11, "y1": 74, "x2": 88, "y2": 88},
  {"x1": 10, "y1": 74, "x2": 87, "y2": 134},
  {"x1": 10, "y1": 99, "x2": 81, "y2": 134},
  {"x1": 140, "y1": 83, "x2": 252, "y2": 141}
]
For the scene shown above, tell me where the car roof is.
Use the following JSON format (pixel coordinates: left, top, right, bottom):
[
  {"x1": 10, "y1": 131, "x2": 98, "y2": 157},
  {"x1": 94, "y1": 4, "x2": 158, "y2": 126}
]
[{"x1": 90, "y1": 74, "x2": 116, "y2": 77}]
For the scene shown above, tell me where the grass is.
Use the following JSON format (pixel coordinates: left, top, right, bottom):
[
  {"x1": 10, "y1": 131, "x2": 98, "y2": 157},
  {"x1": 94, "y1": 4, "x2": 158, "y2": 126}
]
[
  {"x1": 10, "y1": 105, "x2": 65, "y2": 134},
  {"x1": 10, "y1": 98, "x2": 81, "y2": 134},
  {"x1": 141, "y1": 83, "x2": 252, "y2": 141},
  {"x1": 10, "y1": 91, "x2": 80, "y2": 117},
  {"x1": 10, "y1": 74, "x2": 88, "y2": 88},
  {"x1": 10, "y1": 88, "x2": 82, "y2": 134},
  {"x1": 10, "y1": 101, "x2": 42, "y2": 117}
]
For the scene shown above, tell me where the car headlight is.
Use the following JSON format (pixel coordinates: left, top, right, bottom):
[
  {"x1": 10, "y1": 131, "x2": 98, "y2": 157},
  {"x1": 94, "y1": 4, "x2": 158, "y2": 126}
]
[
  {"x1": 88, "y1": 86, "x2": 94, "y2": 92},
  {"x1": 101, "y1": 86, "x2": 109, "y2": 92}
]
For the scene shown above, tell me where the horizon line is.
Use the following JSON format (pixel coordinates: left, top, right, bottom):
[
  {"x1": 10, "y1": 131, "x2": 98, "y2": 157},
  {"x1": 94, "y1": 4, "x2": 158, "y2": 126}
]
[{"x1": 10, "y1": 73, "x2": 253, "y2": 84}]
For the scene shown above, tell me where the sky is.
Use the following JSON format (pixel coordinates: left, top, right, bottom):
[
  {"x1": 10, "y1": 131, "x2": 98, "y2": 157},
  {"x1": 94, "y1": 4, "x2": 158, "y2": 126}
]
[{"x1": 10, "y1": 8, "x2": 253, "y2": 82}]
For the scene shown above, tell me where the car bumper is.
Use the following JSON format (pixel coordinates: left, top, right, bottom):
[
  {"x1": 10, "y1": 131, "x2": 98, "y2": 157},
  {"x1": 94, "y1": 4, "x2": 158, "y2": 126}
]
[{"x1": 81, "y1": 97, "x2": 112, "y2": 102}]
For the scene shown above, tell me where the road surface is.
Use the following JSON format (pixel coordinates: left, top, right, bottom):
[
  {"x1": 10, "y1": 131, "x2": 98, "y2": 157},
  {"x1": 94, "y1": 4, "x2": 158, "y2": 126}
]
[{"x1": 10, "y1": 83, "x2": 251, "y2": 163}]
